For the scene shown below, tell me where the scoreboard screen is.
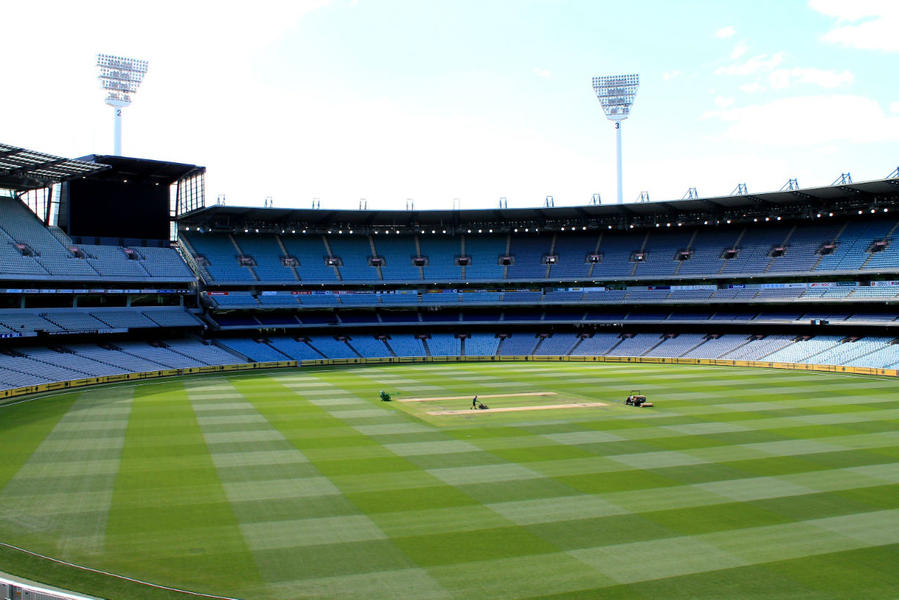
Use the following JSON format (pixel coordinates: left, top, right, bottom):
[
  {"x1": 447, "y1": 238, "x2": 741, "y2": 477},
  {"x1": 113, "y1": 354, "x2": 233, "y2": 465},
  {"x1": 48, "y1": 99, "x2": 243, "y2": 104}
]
[{"x1": 65, "y1": 178, "x2": 170, "y2": 241}]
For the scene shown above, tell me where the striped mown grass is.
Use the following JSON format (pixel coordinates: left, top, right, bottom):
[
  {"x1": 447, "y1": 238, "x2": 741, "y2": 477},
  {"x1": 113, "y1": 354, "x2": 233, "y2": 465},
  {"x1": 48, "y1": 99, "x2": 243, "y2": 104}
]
[{"x1": 1, "y1": 362, "x2": 898, "y2": 599}]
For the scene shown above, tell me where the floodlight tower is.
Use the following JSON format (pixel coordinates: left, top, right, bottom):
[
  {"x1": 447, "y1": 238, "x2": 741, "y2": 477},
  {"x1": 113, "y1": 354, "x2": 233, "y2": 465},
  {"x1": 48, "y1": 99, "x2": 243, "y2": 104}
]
[
  {"x1": 97, "y1": 54, "x2": 149, "y2": 156},
  {"x1": 592, "y1": 74, "x2": 639, "y2": 204}
]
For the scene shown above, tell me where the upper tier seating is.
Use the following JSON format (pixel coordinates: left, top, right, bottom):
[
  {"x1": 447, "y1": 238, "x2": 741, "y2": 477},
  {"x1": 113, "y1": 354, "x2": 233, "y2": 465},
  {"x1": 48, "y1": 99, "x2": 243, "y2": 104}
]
[
  {"x1": 328, "y1": 236, "x2": 381, "y2": 281},
  {"x1": 720, "y1": 226, "x2": 790, "y2": 275},
  {"x1": 862, "y1": 237, "x2": 899, "y2": 271},
  {"x1": 591, "y1": 232, "x2": 640, "y2": 278},
  {"x1": 419, "y1": 236, "x2": 463, "y2": 281},
  {"x1": 464, "y1": 235, "x2": 507, "y2": 280},
  {"x1": 181, "y1": 218, "x2": 899, "y2": 285},
  {"x1": 372, "y1": 236, "x2": 421, "y2": 281},
  {"x1": 676, "y1": 228, "x2": 740, "y2": 276},
  {"x1": 0, "y1": 197, "x2": 193, "y2": 281},
  {"x1": 547, "y1": 234, "x2": 596, "y2": 279},
  {"x1": 136, "y1": 246, "x2": 196, "y2": 279},
  {"x1": 815, "y1": 220, "x2": 898, "y2": 272},
  {"x1": 507, "y1": 235, "x2": 552, "y2": 280},
  {"x1": 182, "y1": 233, "x2": 257, "y2": 282},
  {"x1": 328, "y1": 236, "x2": 380, "y2": 281},
  {"x1": 232, "y1": 234, "x2": 298, "y2": 282},
  {"x1": 766, "y1": 223, "x2": 843, "y2": 273},
  {"x1": 0, "y1": 197, "x2": 96, "y2": 279},
  {"x1": 280, "y1": 236, "x2": 340, "y2": 282},
  {"x1": 78, "y1": 244, "x2": 150, "y2": 279},
  {"x1": 632, "y1": 229, "x2": 695, "y2": 278}
]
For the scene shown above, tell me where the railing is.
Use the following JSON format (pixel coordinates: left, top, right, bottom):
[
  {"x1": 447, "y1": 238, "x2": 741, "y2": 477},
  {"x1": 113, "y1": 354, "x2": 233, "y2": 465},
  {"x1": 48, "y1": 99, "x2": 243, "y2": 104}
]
[{"x1": 1, "y1": 572, "x2": 103, "y2": 600}]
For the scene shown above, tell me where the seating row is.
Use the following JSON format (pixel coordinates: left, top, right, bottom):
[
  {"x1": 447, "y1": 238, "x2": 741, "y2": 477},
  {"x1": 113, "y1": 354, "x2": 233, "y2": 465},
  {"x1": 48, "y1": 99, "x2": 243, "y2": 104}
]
[
  {"x1": 3, "y1": 333, "x2": 897, "y2": 391},
  {"x1": 0, "y1": 197, "x2": 193, "y2": 282},
  {"x1": 210, "y1": 308, "x2": 897, "y2": 329},
  {"x1": 0, "y1": 307, "x2": 202, "y2": 337},
  {"x1": 192, "y1": 332, "x2": 899, "y2": 370},
  {"x1": 205, "y1": 285, "x2": 899, "y2": 309},
  {"x1": 0, "y1": 339, "x2": 243, "y2": 390},
  {"x1": 181, "y1": 219, "x2": 899, "y2": 284}
]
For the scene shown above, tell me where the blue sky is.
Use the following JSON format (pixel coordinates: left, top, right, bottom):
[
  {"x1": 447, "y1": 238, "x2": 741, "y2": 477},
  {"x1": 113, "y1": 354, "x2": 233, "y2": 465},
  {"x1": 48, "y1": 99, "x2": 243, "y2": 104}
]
[{"x1": 3, "y1": 0, "x2": 897, "y2": 210}]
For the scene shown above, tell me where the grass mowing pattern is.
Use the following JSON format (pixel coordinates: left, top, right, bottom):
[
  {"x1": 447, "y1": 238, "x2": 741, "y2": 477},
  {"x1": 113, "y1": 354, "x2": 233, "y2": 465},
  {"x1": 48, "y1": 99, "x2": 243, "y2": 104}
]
[{"x1": 0, "y1": 362, "x2": 898, "y2": 599}]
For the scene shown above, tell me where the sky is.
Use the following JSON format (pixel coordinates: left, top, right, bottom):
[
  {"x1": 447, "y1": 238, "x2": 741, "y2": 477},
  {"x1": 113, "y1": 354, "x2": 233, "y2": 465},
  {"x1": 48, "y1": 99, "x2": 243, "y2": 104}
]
[{"x1": 3, "y1": 0, "x2": 898, "y2": 211}]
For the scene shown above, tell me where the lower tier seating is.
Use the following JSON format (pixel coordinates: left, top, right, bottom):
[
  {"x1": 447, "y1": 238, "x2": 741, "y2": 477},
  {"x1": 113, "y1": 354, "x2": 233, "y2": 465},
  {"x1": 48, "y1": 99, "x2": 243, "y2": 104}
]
[{"x1": 2, "y1": 333, "x2": 897, "y2": 392}]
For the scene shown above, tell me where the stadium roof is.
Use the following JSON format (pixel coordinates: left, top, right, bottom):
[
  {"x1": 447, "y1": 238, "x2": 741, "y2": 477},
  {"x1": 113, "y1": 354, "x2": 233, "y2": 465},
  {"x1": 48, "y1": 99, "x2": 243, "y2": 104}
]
[
  {"x1": 77, "y1": 155, "x2": 205, "y2": 186},
  {"x1": 0, "y1": 143, "x2": 110, "y2": 191},
  {"x1": 178, "y1": 177, "x2": 899, "y2": 231}
]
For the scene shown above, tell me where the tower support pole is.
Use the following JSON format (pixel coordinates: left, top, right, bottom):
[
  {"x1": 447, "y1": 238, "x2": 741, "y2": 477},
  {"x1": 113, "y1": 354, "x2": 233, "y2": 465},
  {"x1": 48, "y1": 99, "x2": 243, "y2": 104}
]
[
  {"x1": 113, "y1": 107, "x2": 123, "y2": 156},
  {"x1": 616, "y1": 122, "x2": 623, "y2": 205}
]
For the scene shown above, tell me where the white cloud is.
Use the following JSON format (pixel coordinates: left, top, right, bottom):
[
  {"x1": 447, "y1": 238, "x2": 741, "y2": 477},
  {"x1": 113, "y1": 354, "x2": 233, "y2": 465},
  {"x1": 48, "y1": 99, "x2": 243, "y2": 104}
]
[
  {"x1": 891, "y1": 101, "x2": 899, "y2": 114},
  {"x1": 715, "y1": 26, "x2": 736, "y2": 38},
  {"x1": 808, "y1": 0, "x2": 899, "y2": 21},
  {"x1": 715, "y1": 52, "x2": 785, "y2": 76},
  {"x1": 730, "y1": 42, "x2": 749, "y2": 60},
  {"x1": 704, "y1": 95, "x2": 899, "y2": 146},
  {"x1": 714, "y1": 96, "x2": 735, "y2": 108},
  {"x1": 663, "y1": 70, "x2": 681, "y2": 81},
  {"x1": 532, "y1": 67, "x2": 552, "y2": 78},
  {"x1": 739, "y1": 82, "x2": 765, "y2": 94},
  {"x1": 810, "y1": 0, "x2": 899, "y2": 52},
  {"x1": 769, "y1": 67, "x2": 853, "y2": 89}
]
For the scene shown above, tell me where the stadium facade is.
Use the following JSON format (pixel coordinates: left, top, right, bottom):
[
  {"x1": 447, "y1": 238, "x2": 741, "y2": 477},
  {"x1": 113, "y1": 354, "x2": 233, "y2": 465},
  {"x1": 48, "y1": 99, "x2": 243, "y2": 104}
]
[{"x1": 2, "y1": 143, "x2": 899, "y2": 399}]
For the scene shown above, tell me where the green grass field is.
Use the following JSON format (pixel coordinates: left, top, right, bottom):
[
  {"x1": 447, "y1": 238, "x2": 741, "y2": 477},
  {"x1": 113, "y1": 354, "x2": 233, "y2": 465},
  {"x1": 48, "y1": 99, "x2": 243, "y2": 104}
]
[{"x1": 1, "y1": 362, "x2": 898, "y2": 599}]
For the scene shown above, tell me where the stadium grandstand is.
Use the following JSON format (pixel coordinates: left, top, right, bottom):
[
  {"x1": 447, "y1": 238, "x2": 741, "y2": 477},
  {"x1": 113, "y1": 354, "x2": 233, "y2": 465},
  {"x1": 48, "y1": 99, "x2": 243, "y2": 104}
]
[{"x1": 2, "y1": 142, "x2": 899, "y2": 398}]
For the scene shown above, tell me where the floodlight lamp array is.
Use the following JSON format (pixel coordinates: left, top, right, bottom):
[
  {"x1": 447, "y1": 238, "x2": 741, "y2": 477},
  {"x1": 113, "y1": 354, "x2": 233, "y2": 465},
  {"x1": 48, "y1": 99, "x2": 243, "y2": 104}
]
[
  {"x1": 180, "y1": 194, "x2": 899, "y2": 238},
  {"x1": 97, "y1": 54, "x2": 149, "y2": 105},
  {"x1": 592, "y1": 73, "x2": 639, "y2": 122}
]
